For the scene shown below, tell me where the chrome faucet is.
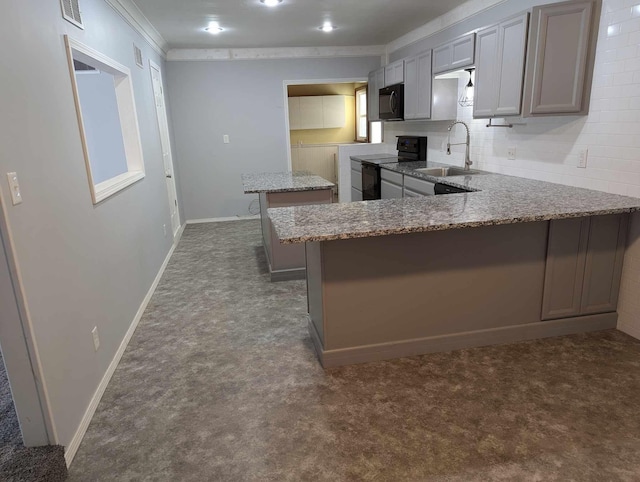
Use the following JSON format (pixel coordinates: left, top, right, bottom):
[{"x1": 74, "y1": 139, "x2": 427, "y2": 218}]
[{"x1": 446, "y1": 121, "x2": 472, "y2": 171}]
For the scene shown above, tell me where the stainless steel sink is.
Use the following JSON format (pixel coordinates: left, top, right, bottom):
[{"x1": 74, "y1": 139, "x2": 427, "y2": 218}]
[{"x1": 415, "y1": 167, "x2": 485, "y2": 177}]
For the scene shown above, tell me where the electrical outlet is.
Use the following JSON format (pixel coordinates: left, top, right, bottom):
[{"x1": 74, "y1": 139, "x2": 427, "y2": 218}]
[
  {"x1": 507, "y1": 147, "x2": 516, "y2": 160},
  {"x1": 163, "y1": 224, "x2": 167, "y2": 237},
  {"x1": 578, "y1": 149, "x2": 588, "y2": 168},
  {"x1": 223, "y1": 134, "x2": 230, "y2": 144},
  {"x1": 92, "y1": 326, "x2": 100, "y2": 352}
]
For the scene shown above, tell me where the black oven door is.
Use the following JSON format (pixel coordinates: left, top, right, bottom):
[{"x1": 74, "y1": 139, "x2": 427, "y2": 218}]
[{"x1": 361, "y1": 162, "x2": 381, "y2": 200}]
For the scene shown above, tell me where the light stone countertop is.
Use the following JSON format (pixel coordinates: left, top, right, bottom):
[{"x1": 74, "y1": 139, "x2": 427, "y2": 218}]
[
  {"x1": 242, "y1": 171, "x2": 334, "y2": 194},
  {"x1": 268, "y1": 162, "x2": 640, "y2": 244}
]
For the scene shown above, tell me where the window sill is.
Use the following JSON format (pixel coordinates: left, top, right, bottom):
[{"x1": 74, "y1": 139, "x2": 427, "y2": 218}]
[{"x1": 93, "y1": 171, "x2": 145, "y2": 204}]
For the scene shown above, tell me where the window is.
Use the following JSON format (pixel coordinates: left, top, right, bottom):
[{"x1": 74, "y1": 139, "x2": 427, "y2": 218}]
[
  {"x1": 355, "y1": 85, "x2": 367, "y2": 142},
  {"x1": 64, "y1": 36, "x2": 145, "y2": 204}
]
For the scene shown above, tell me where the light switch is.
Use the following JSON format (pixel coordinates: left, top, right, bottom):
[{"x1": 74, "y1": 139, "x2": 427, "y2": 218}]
[
  {"x1": 223, "y1": 135, "x2": 230, "y2": 144},
  {"x1": 6, "y1": 172, "x2": 22, "y2": 205}
]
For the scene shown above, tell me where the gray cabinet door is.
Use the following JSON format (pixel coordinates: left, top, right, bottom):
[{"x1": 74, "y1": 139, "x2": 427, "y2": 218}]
[
  {"x1": 541, "y1": 217, "x2": 590, "y2": 320},
  {"x1": 495, "y1": 13, "x2": 529, "y2": 116},
  {"x1": 404, "y1": 50, "x2": 433, "y2": 120},
  {"x1": 404, "y1": 57, "x2": 418, "y2": 120},
  {"x1": 580, "y1": 214, "x2": 628, "y2": 315},
  {"x1": 351, "y1": 187, "x2": 362, "y2": 202},
  {"x1": 523, "y1": 0, "x2": 596, "y2": 116},
  {"x1": 403, "y1": 176, "x2": 435, "y2": 196},
  {"x1": 542, "y1": 214, "x2": 628, "y2": 321},
  {"x1": 384, "y1": 60, "x2": 404, "y2": 86},
  {"x1": 381, "y1": 179, "x2": 403, "y2": 199},
  {"x1": 473, "y1": 13, "x2": 528, "y2": 118},
  {"x1": 450, "y1": 33, "x2": 475, "y2": 70},
  {"x1": 473, "y1": 25, "x2": 499, "y2": 118},
  {"x1": 433, "y1": 33, "x2": 475, "y2": 74}
]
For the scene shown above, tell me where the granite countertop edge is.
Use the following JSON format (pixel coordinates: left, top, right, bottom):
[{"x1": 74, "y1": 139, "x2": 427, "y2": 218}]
[
  {"x1": 243, "y1": 184, "x2": 335, "y2": 194},
  {"x1": 272, "y1": 206, "x2": 640, "y2": 244},
  {"x1": 241, "y1": 171, "x2": 334, "y2": 194}
]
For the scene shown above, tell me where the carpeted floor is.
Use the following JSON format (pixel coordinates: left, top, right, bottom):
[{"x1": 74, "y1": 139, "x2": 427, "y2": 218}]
[
  {"x1": 68, "y1": 220, "x2": 640, "y2": 481},
  {"x1": 0, "y1": 352, "x2": 68, "y2": 482}
]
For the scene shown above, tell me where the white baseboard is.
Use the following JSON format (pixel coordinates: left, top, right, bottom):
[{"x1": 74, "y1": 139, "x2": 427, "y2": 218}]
[
  {"x1": 187, "y1": 215, "x2": 259, "y2": 224},
  {"x1": 64, "y1": 226, "x2": 185, "y2": 467}
]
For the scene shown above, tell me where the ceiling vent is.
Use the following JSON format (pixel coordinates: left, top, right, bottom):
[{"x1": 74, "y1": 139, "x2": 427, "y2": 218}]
[
  {"x1": 134, "y1": 44, "x2": 144, "y2": 69},
  {"x1": 60, "y1": 0, "x2": 83, "y2": 29}
]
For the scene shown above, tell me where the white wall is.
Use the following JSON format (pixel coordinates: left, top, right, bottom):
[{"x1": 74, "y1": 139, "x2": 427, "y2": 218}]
[
  {"x1": 384, "y1": 0, "x2": 640, "y2": 336},
  {"x1": 0, "y1": 0, "x2": 176, "y2": 450},
  {"x1": 165, "y1": 57, "x2": 382, "y2": 220}
]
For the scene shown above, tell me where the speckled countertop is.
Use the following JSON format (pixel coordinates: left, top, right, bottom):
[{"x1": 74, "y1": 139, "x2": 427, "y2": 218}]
[
  {"x1": 242, "y1": 171, "x2": 334, "y2": 194},
  {"x1": 268, "y1": 161, "x2": 640, "y2": 244}
]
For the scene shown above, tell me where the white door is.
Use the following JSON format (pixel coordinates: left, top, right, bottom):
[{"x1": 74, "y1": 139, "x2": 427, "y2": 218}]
[{"x1": 149, "y1": 60, "x2": 180, "y2": 237}]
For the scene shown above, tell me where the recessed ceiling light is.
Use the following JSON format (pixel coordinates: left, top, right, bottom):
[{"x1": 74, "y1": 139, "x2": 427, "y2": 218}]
[
  {"x1": 205, "y1": 22, "x2": 224, "y2": 34},
  {"x1": 260, "y1": 0, "x2": 283, "y2": 6},
  {"x1": 319, "y1": 22, "x2": 336, "y2": 33}
]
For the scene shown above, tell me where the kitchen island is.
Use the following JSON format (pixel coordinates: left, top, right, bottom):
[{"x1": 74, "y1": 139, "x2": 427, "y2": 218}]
[
  {"x1": 242, "y1": 171, "x2": 333, "y2": 281},
  {"x1": 268, "y1": 165, "x2": 640, "y2": 367}
]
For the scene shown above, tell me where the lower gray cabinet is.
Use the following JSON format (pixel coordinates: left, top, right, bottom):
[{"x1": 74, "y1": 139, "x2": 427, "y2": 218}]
[
  {"x1": 381, "y1": 179, "x2": 403, "y2": 199},
  {"x1": 351, "y1": 187, "x2": 362, "y2": 202},
  {"x1": 381, "y1": 169, "x2": 403, "y2": 199},
  {"x1": 541, "y1": 214, "x2": 628, "y2": 320},
  {"x1": 403, "y1": 176, "x2": 435, "y2": 196}
]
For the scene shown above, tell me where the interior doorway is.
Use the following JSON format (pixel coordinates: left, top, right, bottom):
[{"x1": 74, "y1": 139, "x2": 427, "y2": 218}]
[
  {"x1": 0, "y1": 202, "x2": 52, "y2": 448},
  {"x1": 150, "y1": 60, "x2": 181, "y2": 238},
  {"x1": 284, "y1": 79, "x2": 367, "y2": 201}
]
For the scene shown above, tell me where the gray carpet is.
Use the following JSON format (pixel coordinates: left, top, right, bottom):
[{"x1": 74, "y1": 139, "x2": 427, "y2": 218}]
[
  {"x1": 0, "y1": 352, "x2": 68, "y2": 481},
  {"x1": 68, "y1": 220, "x2": 640, "y2": 481}
]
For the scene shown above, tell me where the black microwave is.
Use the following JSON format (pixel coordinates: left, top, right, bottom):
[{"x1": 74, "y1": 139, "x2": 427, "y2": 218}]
[{"x1": 379, "y1": 83, "x2": 404, "y2": 121}]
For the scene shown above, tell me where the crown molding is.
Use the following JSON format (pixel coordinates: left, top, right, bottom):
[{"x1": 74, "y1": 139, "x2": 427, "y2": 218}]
[
  {"x1": 386, "y1": 0, "x2": 508, "y2": 55},
  {"x1": 104, "y1": 0, "x2": 169, "y2": 57},
  {"x1": 167, "y1": 45, "x2": 386, "y2": 61}
]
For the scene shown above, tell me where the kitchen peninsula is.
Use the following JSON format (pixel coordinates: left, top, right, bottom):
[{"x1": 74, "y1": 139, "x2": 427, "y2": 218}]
[
  {"x1": 242, "y1": 171, "x2": 333, "y2": 281},
  {"x1": 268, "y1": 165, "x2": 640, "y2": 367}
]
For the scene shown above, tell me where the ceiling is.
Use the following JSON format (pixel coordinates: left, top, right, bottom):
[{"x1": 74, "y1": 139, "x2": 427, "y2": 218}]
[{"x1": 130, "y1": 0, "x2": 470, "y2": 50}]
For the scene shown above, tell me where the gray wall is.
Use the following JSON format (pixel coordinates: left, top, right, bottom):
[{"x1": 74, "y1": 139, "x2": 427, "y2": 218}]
[
  {"x1": 76, "y1": 71, "x2": 128, "y2": 184},
  {"x1": 165, "y1": 56, "x2": 382, "y2": 220},
  {"x1": 0, "y1": 0, "x2": 176, "y2": 448}
]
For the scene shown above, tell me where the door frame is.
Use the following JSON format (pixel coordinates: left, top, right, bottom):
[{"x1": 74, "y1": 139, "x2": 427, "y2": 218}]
[
  {"x1": 282, "y1": 78, "x2": 367, "y2": 172},
  {"x1": 0, "y1": 194, "x2": 56, "y2": 446},
  {"x1": 149, "y1": 59, "x2": 181, "y2": 238}
]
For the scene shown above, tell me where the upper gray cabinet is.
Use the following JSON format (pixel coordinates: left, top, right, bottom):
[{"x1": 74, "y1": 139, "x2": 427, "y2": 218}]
[
  {"x1": 473, "y1": 13, "x2": 529, "y2": 118},
  {"x1": 522, "y1": 0, "x2": 599, "y2": 116},
  {"x1": 432, "y1": 33, "x2": 475, "y2": 74},
  {"x1": 368, "y1": 68, "x2": 384, "y2": 122},
  {"x1": 404, "y1": 51, "x2": 432, "y2": 120},
  {"x1": 384, "y1": 60, "x2": 404, "y2": 86}
]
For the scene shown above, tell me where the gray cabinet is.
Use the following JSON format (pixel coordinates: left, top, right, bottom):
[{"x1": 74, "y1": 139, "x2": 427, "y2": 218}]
[
  {"x1": 473, "y1": 13, "x2": 529, "y2": 118},
  {"x1": 350, "y1": 160, "x2": 362, "y2": 202},
  {"x1": 403, "y1": 176, "x2": 435, "y2": 197},
  {"x1": 384, "y1": 60, "x2": 404, "y2": 86},
  {"x1": 522, "y1": 0, "x2": 599, "y2": 116},
  {"x1": 368, "y1": 68, "x2": 384, "y2": 122},
  {"x1": 433, "y1": 33, "x2": 475, "y2": 74},
  {"x1": 541, "y1": 214, "x2": 628, "y2": 320},
  {"x1": 404, "y1": 51, "x2": 432, "y2": 120},
  {"x1": 381, "y1": 169, "x2": 403, "y2": 199}
]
